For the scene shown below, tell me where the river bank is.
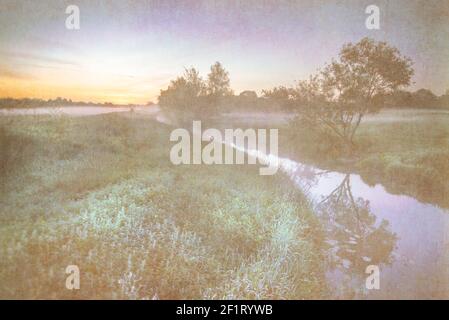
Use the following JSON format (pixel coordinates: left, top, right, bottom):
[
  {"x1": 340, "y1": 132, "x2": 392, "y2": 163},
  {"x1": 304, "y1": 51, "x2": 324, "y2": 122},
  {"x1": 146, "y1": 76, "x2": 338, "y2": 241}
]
[{"x1": 277, "y1": 109, "x2": 449, "y2": 209}]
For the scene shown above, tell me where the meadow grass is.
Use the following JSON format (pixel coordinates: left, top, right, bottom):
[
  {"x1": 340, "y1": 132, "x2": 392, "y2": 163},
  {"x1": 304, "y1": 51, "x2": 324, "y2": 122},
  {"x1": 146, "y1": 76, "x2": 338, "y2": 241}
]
[{"x1": 0, "y1": 113, "x2": 327, "y2": 299}]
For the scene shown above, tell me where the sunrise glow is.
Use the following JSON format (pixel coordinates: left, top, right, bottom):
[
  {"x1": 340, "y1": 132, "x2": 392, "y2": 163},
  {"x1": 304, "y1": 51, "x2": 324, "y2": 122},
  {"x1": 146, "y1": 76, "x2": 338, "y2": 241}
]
[{"x1": 1, "y1": 0, "x2": 448, "y2": 104}]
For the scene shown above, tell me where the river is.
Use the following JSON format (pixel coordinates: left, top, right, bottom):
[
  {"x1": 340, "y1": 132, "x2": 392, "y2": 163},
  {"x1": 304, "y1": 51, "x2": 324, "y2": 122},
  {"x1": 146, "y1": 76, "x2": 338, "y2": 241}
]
[{"x1": 245, "y1": 149, "x2": 449, "y2": 298}]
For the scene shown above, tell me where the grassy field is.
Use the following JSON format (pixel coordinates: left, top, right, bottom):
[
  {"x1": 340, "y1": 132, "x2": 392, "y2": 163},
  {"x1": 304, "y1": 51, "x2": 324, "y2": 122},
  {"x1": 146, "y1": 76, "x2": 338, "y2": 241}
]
[
  {"x1": 280, "y1": 109, "x2": 449, "y2": 208},
  {"x1": 0, "y1": 113, "x2": 327, "y2": 299}
]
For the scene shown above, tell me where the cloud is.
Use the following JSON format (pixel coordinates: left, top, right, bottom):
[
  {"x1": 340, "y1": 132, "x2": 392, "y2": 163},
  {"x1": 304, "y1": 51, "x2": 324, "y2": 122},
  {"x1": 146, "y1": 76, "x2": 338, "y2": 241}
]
[
  {"x1": 0, "y1": 66, "x2": 34, "y2": 80},
  {"x1": 0, "y1": 50, "x2": 79, "y2": 67}
]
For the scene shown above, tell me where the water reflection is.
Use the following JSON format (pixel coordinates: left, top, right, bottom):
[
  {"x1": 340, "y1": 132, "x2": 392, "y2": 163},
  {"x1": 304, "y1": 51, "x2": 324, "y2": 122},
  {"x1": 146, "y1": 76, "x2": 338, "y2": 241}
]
[
  {"x1": 235, "y1": 143, "x2": 399, "y2": 295},
  {"x1": 314, "y1": 174, "x2": 397, "y2": 288},
  {"x1": 284, "y1": 158, "x2": 448, "y2": 299},
  {"x1": 287, "y1": 165, "x2": 398, "y2": 296}
]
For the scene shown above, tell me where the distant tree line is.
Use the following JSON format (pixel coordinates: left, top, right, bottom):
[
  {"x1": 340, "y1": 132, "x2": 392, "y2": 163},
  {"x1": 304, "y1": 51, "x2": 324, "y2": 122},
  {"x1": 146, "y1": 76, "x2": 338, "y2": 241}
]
[
  {"x1": 158, "y1": 62, "x2": 286, "y2": 124},
  {"x1": 382, "y1": 88, "x2": 449, "y2": 109},
  {"x1": 263, "y1": 87, "x2": 449, "y2": 111},
  {"x1": 0, "y1": 97, "x2": 155, "y2": 109},
  {"x1": 159, "y1": 48, "x2": 448, "y2": 130}
]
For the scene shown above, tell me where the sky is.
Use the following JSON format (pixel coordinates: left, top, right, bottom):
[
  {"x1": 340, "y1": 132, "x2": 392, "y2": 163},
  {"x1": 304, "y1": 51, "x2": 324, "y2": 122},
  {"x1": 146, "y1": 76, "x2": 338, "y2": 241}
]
[{"x1": 0, "y1": 0, "x2": 448, "y2": 105}]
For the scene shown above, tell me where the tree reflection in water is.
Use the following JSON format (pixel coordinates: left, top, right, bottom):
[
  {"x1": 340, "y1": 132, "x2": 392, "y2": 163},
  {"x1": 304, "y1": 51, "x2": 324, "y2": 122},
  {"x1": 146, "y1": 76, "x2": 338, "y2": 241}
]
[
  {"x1": 317, "y1": 174, "x2": 397, "y2": 270},
  {"x1": 295, "y1": 169, "x2": 397, "y2": 297}
]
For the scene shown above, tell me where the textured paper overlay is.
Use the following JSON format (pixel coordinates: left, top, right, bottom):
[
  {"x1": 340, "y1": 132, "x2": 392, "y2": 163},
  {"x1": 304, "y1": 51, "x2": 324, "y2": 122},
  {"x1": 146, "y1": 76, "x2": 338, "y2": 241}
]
[{"x1": 0, "y1": 0, "x2": 448, "y2": 299}]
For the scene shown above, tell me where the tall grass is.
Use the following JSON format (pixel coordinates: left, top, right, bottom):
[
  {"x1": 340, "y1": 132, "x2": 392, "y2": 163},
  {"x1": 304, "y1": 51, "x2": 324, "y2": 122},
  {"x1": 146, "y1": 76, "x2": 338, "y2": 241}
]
[{"x1": 0, "y1": 113, "x2": 327, "y2": 299}]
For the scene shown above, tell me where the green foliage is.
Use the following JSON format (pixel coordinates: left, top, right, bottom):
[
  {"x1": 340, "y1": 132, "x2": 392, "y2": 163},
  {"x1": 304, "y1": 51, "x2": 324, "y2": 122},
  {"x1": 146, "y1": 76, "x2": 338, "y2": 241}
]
[
  {"x1": 158, "y1": 62, "x2": 233, "y2": 124},
  {"x1": 266, "y1": 38, "x2": 415, "y2": 148},
  {"x1": 0, "y1": 97, "x2": 128, "y2": 108},
  {"x1": 158, "y1": 67, "x2": 208, "y2": 125},
  {"x1": 262, "y1": 86, "x2": 298, "y2": 111},
  {"x1": 206, "y1": 61, "x2": 232, "y2": 97},
  {"x1": 384, "y1": 88, "x2": 449, "y2": 109}
]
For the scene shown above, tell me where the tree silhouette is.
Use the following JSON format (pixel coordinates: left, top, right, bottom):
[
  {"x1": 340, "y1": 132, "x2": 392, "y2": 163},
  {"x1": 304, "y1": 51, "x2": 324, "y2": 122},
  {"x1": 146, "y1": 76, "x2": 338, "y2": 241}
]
[{"x1": 266, "y1": 38, "x2": 414, "y2": 149}]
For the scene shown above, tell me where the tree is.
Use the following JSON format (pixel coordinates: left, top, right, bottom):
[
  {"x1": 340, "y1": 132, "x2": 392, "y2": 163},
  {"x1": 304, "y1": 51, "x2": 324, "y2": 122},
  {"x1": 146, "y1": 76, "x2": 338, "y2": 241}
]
[
  {"x1": 438, "y1": 89, "x2": 449, "y2": 109},
  {"x1": 293, "y1": 38, "x2": 414, "y2": 148},
  {"x1": 206, "y1": 62, "x2": 232, "y2": 99},
  {"x1": 262, "y1": 86, "x2": 298, "y2": 111},
  {"x1": 158, "y1": 62, "x2": 233, "y2": 124},
  {"x1": 384, "y1": 90, "x2": 412, "y2": 108},
  {"x1": 158, "y1": 67, "x2": 206, "y2": 124},
  {"x1": 239, "y1": 90, "x2": 258, "y2": 99},
  {"x1": 410, "y1": 89, "x2": 438, "y2": 108}
]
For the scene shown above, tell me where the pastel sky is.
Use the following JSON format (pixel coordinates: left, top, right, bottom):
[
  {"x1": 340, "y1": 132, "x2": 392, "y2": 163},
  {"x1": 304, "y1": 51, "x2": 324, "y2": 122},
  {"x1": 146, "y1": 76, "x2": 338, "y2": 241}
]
[{"x1": 1, "y1": 0, "x2": 448, "y2": 104}]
